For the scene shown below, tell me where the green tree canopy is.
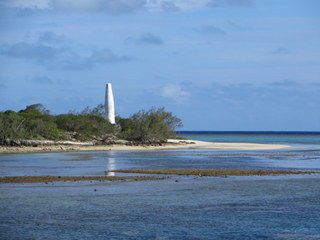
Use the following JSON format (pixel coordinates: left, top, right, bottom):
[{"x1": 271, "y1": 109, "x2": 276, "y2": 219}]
[
  {"x1": 119, "y1": 107, "x2": 183, "y2": 142},
  {"x1": 20, "y1": 104, "x2": 50, "y2": 115},
  {"x1": 1, "y1": 104, "x2": 183, "y2": 144},
  {"x1": 0, "y1": 111, "x2": 26, "y2": 142},
  {"x1": 80, "y1": 104, "x2": 106, "y2": 118}
]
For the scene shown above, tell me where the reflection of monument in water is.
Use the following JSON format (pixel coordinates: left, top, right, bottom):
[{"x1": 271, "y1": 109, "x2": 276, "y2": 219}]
[
  {"x1": 105, "y1": 83, "x2": 116, "y2": 176},
  {"x1": 105, "y1": 83, "x2": 115, "y2": 124},
  {"x1": 106, "y1": 151, "x2": 116, "y2": 176}
]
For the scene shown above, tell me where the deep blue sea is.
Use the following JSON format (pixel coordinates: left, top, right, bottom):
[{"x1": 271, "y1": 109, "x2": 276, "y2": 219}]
[{"x1": 1, "y1": 132, "x2": 320, "y2": 239}]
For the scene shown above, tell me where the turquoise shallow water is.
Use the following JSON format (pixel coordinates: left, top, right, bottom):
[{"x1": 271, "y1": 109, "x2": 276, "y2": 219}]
[
  {"x1": 1, "y1": 133, "x2": 320, "y2": 239},
  {"x1": 178, "y1": 132, "x2": 320, "y2": 146}
]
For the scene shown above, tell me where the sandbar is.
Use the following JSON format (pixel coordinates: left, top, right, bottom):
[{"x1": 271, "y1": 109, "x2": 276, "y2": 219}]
[
  {"x1": 0, "y1": 139, "x2": 290, "y2": 154},
  {"x1": 113, "y1": 169, "x2": 317, "y2": 177},
  {"x1": 0, "y1": 176, "x2": 166, "y2": 184}
]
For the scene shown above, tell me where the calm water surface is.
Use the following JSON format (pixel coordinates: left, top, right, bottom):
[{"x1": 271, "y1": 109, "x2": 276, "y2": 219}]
[
  {"x1": 178, "y1": 131, "x2": 320, "y2": 146},
  {"x1": 1, "y1": 133, "x2": 320, "y2": 239}
]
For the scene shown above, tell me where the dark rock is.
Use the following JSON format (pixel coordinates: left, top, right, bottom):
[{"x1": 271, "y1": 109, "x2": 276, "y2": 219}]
[{"x1": 11, "y1": 140, "x2": 21, "y2": 146}]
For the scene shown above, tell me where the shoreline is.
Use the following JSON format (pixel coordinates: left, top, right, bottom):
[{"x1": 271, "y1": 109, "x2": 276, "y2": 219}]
[{"x1": 0, "y1": 139, "x2": 290, "y2": 154}]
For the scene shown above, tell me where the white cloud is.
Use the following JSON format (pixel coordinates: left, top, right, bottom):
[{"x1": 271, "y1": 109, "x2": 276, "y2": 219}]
[
  {"x1": 1, "y1": 0, "x2": 209, "y2": 12},
  {"x1": 145, "y1": 0, "x2": 209, "y2": 12},
  {"x1": 145, "y1": 0, "x2": 253, "y2": 11},
  {"x1": 0, "y1": 41, "x2": 130, "y2": 70},
  {"x1": 1, "y1": 0, "x2": 146, "y2": 14},
  {"x1": 49, "y1": 0, "x2": 146, "y2": 14},
  {"x1": 0, "y1": 0, "x2": 50, "y2": 9},
  {"x1": 124, "y1": 32, "x2": 163, "y2": 45},
  {"x1": 207, "y1": 0, "x2": 253, "y2": 8},
  {"x1": 201, "y1": 25, "x2": 227, "y2": 35},
  {"x1": 1, "y1": 0, "x2": 252, "y2": 12},
  {"x1": 162, "y1": 83, "x2": 190, "y2": 103}
]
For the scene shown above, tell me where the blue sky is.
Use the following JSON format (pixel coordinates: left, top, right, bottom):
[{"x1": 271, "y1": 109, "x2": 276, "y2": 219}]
[{"x1": 0, "y1": 0, "x2": 319, "y2": 131}]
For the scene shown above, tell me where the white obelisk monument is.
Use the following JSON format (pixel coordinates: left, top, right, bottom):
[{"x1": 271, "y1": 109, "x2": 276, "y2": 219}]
[{"x1": 105, "y1": 83, "x2": 115, "y2": 124}]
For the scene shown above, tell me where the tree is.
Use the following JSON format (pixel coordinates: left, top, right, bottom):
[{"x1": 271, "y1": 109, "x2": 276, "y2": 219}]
[
  {"x1": 17, "y1": 104, "x2": 64, "y2": 140},
  {"x1": 0, "y1": 111, "x2": 27, "y2": 143},
  {"x1": 80, "y1": 104, "x2": 106, "y2": 118},
  {"x1": 20, "y1": 104, "x2": 50, "y2": 115},
  {"x1": 55, "y1": 113, "x2": 115, "y2": 140},
  {"x1": 75, "y1": 114, "x2": 115, "y2": 140},
  {"x1": 120, "y1": 107, "x2": 183, "y2": 142},
  {"x1": 55, "y1": 114, "x2": 83, "y2": 132},
  {"x1": 0, "y1": 104, "x2": 183, "y2": 144}
]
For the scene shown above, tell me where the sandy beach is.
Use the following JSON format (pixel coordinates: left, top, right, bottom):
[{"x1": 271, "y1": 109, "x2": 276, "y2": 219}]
[{"x1": 0, "y1": 139, "x2": 289, "y2": 154}]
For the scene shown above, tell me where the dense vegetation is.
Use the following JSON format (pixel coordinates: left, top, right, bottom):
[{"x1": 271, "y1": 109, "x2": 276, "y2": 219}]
[
  {"x1": 0, "y1": 104, "x2": 182, "y2": 145},
  {"x1": 118, "y1": 107, "x2": 182, "y2": 142}
]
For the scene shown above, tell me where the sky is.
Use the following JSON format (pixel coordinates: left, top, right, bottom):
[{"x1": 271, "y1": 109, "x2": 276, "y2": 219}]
[{"x1": 0, "y1": 0, "x2": 320, "y2": 131}]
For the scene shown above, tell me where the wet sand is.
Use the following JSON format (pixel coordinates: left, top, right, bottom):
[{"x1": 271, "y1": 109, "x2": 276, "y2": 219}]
[
  {"x1": 113, "y1": 169, "x2": 317, "y2": 177},
  {"x1": 0, "y1": 176, "x2": 166, "y2": 183},
  {"x1": 1, "y1": 170, "x2": 316, "y2": 184},
  {"x1": 0, "y1": 139, "x2": 290, "y2": 154}
]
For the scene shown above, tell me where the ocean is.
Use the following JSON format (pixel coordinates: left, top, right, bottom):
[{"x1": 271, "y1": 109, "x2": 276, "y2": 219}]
[
  {"x1": 177, "y1": 131, "x2": 320, "y2": 146},
  {"x1": 1, "y1": 132, "x2": 320, "y2": 239}
]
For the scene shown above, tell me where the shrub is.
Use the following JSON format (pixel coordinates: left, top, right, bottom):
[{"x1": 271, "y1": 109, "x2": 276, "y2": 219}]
[
  {"x1": 56, "y1": 113, "x2": 115, "y2": 140},
  {"x1": 0, "y1": 104, "x2": 183, "y2": 143},
  {"x1": 24, "y1": 119, "x2": 65, "y2": 140},
  {"x1": 119, "y1": 107, "x2": 182, "y2": 142},
  {"x1": 0, "y1": 111, "x2": 27, "y2": 142}
]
